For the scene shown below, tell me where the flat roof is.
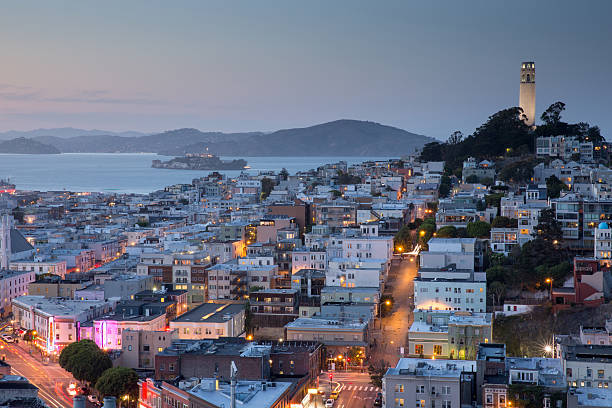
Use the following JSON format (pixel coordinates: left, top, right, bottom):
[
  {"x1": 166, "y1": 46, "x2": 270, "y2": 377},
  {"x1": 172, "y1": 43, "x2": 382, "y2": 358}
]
[
  {"x1": 12, "y1": 296, "x2": 110, "y2": 317},
  {"x1": 171, "y1": 302, "x2": 244, "y2": 324},
  {"x1": 188, "y1": 379, "x2": 291, "y2": 408},
  {"x1": 386, "y1": 358, "x2": 477, "y2": 378},
  {"x1": 285, "y1": 317, "x2": 367, "y2": 331},
  {"x1": 572, "y1": 387, "x2": 612, "y2": 407}
]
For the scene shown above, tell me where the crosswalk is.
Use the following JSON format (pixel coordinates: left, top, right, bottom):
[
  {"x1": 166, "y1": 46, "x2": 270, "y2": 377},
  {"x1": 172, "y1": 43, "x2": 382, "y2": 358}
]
[{"x1": 340, "y1": 385, "x2": 380, "y2": 392}]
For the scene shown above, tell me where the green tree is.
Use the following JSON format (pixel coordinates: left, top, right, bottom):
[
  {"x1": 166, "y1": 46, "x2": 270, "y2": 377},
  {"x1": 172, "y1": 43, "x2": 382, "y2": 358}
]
[
  {"x1": 260, "y1": 177, "x2": 275, "y2": 200},
  {"x1": 368, "y1": 361, "x2": 389, "y2": 388},
  {"x1": 331, "y1": 189, "x2": 342, "y2": 198},
  {"x1": 466, "y1": 221, "x2": 491, "y2": 238},
  {"x1": 95, "y1": 367, "x2": 139, "y2": 401},
  {"x1": 60, "y1": 340, "x2": 111, "y2": 385},
  {"x1": 540, "y1": 101, "x2": 565, "y2": 127},
  {"x1": 279, "y1": 168, "x2": 289, "y2": 181},
  {"x1": 465, "y1": 175, "x2": 479, "y2": 184},
  {"x1": 418, "y1": 218, "x2": 436, "y2": 249},
  {"x1": 438, "y1": 175, "x2": 452, "y2": 198},
  {"x1": 485, "y1": 193, "x2": 505, "y2": 212},
  {"x1": 436, "y1": 226, "x2": 457, "y2": 238},
  {"x1": 498, "y1": 159, "x2": 536, "y2": 184},
  {"x1": 394, "y1": 225, "x2": 413, "y2": 253},
  {"x1": 545, "y1": 175, "x2": 569, "y2": 199},
  {"x1": 447, "y1": 130, "x2": 463, "y2": 145},
  {"x1": 491, "y1": 216, "x2": 517, "y2": 228},
  {"x1": 72, "y1": 349, "x2": 113, "y2": 384},
  {"x1": 60, "y1": 340, "x2": 98, "y2": 368},
  {"x1": 534, "y1": 208, "x2": 563, "y2": 242}
]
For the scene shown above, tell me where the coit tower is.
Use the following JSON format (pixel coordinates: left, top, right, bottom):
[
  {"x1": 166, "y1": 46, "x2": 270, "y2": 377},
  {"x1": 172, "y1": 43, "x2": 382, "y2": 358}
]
[{"x1": 519, "y1": 61, "x2": 536, "y2": 127}]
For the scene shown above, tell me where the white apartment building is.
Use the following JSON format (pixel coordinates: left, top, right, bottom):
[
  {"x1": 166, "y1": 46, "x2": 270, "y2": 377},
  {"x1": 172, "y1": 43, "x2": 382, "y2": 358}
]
[
  {"x1": 325, "y1": 258, "x2": 385, "y2": 289},
  {"x1": 594, "y1": 222, "x2": 612, "y2": 262},
  {"x1": 489, "y1": 228, "x2": 518, "y2": 256},
  {"x1": 291, "y1": 249, "x2": 327, "y2": 274},
  {"x1": 341, "y1": 235, "x2": 393, "y2": 262},
  {"x1": 169, "y1": 302, "x2": 245, "y2": 340},
  {"x1": 414, "y1": 267, "x2": 486, "y2": 313}
]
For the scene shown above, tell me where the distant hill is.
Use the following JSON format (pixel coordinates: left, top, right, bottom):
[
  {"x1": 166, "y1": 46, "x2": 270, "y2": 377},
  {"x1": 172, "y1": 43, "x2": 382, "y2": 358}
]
[
  {"x1": 0, "y1": 127, "x2": 148, "y2": 140},
  {"x1": 0, "y1": 137, "x2": 60, "y2": 154},
  {"x1": 33, "y1": 128, "x2": 261, "y2": 153},
  {"x1": 3, "y1": 120, "x2": 433, "y2": 156},
  {"x1": 158, "y1": 120, "x2": 433, "y2": 156}
]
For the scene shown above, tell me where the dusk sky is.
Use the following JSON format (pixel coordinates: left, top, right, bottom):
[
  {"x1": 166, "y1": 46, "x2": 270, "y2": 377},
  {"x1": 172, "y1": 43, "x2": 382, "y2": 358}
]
[{"x1": 1, "y1": 1, "x2": 611, "y2": 140}]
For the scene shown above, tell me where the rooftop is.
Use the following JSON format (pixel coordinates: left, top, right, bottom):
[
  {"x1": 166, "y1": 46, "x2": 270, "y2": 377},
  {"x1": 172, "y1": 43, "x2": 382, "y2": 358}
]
[
  {"x1": 386, "y1": 358, "x2": 477, "y2": 378},
  {"x1": 187, "y1": 378, "x2": 291, "y2": 408},
  {"x1": 171, "y1": 302, "x2": 244, "y2": 324},
  {"x1": 285, "y1": 317, "x2": 368, "y2": 331},
  {"x1": 11, "y1": 296, "x2": 111, "y2": 317},
  {"x1": 571, "y1": 387, "x2": 612, "y2": 407}
]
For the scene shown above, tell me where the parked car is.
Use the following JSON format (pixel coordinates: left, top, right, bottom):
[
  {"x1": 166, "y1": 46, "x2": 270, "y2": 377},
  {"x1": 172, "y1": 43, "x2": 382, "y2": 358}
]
[
  {"x1": 330, "y1": 390, "x2": 340, "y2": 400},
  {"x1": 1, "y1": 335, "x2": 14, "y2": 343},
  {"x1": 325, "y1": 399, "x2": 334, "y2": 408}
]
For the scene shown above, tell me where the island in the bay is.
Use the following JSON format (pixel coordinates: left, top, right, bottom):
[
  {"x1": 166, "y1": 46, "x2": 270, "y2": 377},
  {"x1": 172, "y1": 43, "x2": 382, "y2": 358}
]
[{"x1": 152, "y1": 153, "x2": 247, "y2": 170}]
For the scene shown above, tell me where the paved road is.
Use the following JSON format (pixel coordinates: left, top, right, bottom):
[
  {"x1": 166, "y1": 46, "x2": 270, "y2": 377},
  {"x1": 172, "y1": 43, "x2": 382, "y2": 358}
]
[
  {"x1": 324, "y1": 372, "x2": 380, "y2": 408},
  {"x1": 371, "y1": 257, "x2": 417, "y2": 367},
  {"x1": 0, "y1": 338, "x2": 75, "y2": 408}
]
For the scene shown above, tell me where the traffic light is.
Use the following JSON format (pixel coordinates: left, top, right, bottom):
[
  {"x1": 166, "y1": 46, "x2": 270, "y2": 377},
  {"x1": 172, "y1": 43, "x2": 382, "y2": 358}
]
[{"x1": 329, "y1": 373, "x2": 333, "y2": 381}]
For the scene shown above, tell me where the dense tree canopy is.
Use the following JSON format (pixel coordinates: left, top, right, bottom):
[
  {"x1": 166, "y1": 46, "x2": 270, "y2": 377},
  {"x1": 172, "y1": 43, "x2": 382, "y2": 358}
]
[
  {"x1": 59, "y1": 340, "x2": 112, "y2": 385},
  {"x1": 546, "y1": 175, "x2": 569, "y2": 199},
  {"x1": 491, "y1": 216, "x2": 517, "y2": 229},
  {"x1": 436, "y1": 225, "x2": 457, "y2": 238},
  {"x1": 466, "y1": 220, "x2": 491, "y2": 238},
  {"x1": 536, "y1": 102, "x2": 604, "y2": 143},
  {"x1": 95, "y1": 367, "x2": 139, "y2": 400},
  {"x1": 534, "y1": 208, "x2": 564, "y2": 242}
]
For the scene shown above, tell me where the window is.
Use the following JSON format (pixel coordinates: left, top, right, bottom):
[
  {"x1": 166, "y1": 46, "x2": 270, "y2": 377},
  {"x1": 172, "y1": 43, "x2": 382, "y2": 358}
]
[
  {"x1": 415, "y1": 344, "x2": 424, "y2": 355},
  {"x1": 169, "y1": 363, "x2": 175, "y2": 372},
  {"x1": 598, "y1": 369, "x2": 605, "y2": 379},
  {"x1": 416, "y1": 385, "x2": 425, "y2": 394},
  {"x1": 395, "y1": 384, "x2": 405, "y2": 392},
  {"x1": 587, "y1": 368, "x2": 593, "y2": 378},
  {"x1": 143, "y1": 345, "x2": 150, "y2": 351},
  {"x1": 442, "y1": 401, "x2": 451, "y2": 408},
  {"x1": 499, "y1": 395, "x2": 505, "y2": 404},
  {"x1": 433, "y1": 345, "x2": 442, "y2": 355},
  {"x1": 486, "y1": 394, "x2": 493, "y2": 404}
]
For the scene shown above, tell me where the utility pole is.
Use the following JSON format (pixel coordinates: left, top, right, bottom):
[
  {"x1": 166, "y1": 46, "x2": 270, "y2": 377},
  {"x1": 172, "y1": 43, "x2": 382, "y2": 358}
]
[{"x1": 230, "y1": 361, "x2": 237, "y2": 408}]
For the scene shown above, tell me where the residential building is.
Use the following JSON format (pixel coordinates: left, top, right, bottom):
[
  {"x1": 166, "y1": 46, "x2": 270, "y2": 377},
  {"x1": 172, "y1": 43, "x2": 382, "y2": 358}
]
[
  {"x1": 169, "y1": 302, "x2": 245, "y2": 340},
  {"x1": 383, "y1": 358, "x2": 477, "y2": 408}
]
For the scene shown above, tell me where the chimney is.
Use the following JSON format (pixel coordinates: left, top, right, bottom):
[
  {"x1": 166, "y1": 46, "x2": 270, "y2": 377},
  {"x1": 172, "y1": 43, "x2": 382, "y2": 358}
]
[
  {"x1": 73, "y1": 396, "x2": 86, "y2": 408},
  {"x1": 103, "y1": 397, "x2": 117, "y2": 408}
]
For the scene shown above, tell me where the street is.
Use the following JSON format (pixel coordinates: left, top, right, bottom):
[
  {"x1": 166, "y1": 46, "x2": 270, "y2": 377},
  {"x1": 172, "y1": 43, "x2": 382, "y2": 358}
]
[
  {"x1": 316, "y1": 372, "x2": 380, "y2": 408},
  {"x1": 371, "y1": 257, "x2": 417, "y2": 367},
  {"x1": 0, "y1": 337, "x2": 75, "y2": 408}
]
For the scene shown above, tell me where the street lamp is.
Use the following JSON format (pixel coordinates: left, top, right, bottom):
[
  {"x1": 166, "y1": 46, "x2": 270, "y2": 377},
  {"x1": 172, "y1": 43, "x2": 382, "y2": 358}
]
[{"x1": 545, "y1": 278, "x2": 553, "y2": 300}]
